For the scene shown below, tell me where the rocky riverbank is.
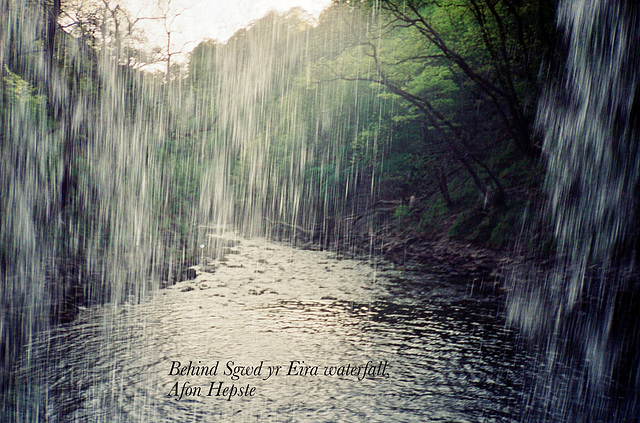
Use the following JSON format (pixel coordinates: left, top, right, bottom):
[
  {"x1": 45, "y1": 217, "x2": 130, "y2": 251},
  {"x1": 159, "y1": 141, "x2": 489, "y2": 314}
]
[{"x1": 289, "y1": 227, "x2": 527, "y2": 297}]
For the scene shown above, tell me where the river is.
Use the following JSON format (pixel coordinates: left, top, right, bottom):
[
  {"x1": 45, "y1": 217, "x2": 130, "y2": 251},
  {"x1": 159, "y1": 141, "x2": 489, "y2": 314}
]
[{"x1": 14, "y1": 233, "x2": 533, "y2": 422}]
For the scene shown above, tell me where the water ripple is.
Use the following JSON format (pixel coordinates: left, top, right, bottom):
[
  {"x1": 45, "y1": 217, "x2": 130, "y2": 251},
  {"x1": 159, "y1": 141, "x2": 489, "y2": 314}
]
[{"x1": 17, "y1": 237, "x2": 531, "y2": 422}]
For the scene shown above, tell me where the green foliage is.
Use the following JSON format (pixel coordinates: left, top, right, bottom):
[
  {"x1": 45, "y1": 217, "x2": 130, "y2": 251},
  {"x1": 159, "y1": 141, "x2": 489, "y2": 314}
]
[
  {"x1": 2, "y1": 66, "x2": 47, "y2": 113},
  {"x1": 450, "y1": 176, "x2": 481, "y2": 208},
  {"x1": 393, "y1": 204, "x2": 412, "y2": 220},
  {"x1": 499, "y1": 156, "x2": 544, "y2": 189},
  {"x1": 419, "y1": 196, "x2": 448, "y2": 233},
  {"x1": 487, "y1": 204, "x2": 525, "y2": 248},
  {"x1": 448, "y1": 207, "x2": 485, "y2": 240},
  {"x1": 183, "y1": 1, "x2": 551, "y2": 248},
  {"x1": 447, "y1": 198, "x2": 527, "y2": 248}
]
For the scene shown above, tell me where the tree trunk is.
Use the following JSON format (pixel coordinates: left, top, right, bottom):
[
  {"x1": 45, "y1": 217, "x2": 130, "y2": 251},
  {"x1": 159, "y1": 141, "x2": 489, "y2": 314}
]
[
  {"x1": 438, "y1": 167, "x2": 452, "y2": 207},
  {"x1": 45, "y1": 0, "x2": 61, "y2": 67}
]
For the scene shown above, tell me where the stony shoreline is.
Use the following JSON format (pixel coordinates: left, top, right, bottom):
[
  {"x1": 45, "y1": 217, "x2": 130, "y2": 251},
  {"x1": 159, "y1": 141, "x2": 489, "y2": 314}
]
[{"x1": 292, "y1": 230, "x2": 527, "y2": 297}]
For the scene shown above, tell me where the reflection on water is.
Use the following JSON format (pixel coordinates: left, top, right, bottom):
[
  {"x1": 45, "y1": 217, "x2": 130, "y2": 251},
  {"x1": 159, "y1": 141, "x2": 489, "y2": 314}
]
[{"x1": 16, "y1": 236, "x2": 531, "y2": 422}]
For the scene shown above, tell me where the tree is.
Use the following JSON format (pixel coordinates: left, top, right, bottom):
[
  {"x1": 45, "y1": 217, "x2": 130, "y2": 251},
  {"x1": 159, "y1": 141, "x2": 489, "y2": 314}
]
[
  {"x1": 360, "y1": 0, "x2": 555, "y2": 154},
  {"x1": 312, "y1": 3, "x2": 507, "y2": 203},
  {"x1": 60, "y1": 0, "x2": 156, "y2": 68}
]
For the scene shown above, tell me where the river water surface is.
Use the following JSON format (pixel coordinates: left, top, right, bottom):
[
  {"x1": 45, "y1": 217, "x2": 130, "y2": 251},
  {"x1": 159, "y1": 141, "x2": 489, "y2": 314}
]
[{"x1": 17, "y1": 234, "x2": 532, "y2": 422}]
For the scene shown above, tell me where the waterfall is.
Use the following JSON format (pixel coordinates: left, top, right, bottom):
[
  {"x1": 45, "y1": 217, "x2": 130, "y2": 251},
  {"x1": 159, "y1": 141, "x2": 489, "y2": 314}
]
[
  {"x1": 0, "y1": 1, "x2": 193, "y2": 409},
  {"x1": 1, "y1": 4, "x2": 384, "y2": 417},
  {"x1": 189, "y1": 8, "x2": 387, "y2": 245},
  {"x1": 508, "y1": 0, "x2": 640, "y2": 420}
]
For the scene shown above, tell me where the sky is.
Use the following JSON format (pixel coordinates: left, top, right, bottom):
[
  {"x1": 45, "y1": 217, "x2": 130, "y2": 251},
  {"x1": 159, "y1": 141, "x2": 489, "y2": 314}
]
[{"x1": 123, "y1": 0, "x2": 332, "y2": 61}]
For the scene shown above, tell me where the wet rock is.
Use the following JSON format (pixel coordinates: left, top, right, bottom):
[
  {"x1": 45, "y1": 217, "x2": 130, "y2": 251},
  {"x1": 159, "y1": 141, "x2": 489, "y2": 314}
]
[{"x1": 199, "y1": 265, "x2": 217, "y2": 273}]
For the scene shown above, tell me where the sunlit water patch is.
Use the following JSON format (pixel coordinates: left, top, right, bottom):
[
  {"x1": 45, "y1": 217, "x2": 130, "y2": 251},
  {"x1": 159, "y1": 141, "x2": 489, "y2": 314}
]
[{"x1": 16, "y1": 236, "x2": 531, "y2": 422}]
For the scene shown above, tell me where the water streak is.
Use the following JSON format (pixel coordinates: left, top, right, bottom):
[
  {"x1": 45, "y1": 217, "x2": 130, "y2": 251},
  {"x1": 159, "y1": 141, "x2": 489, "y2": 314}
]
[
  {"x1": 508, "y1": 0, "x2": 640, "y2": 420},
  {"x1": 15, "y1": 236, "x2": 529, "y2": 422}
]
